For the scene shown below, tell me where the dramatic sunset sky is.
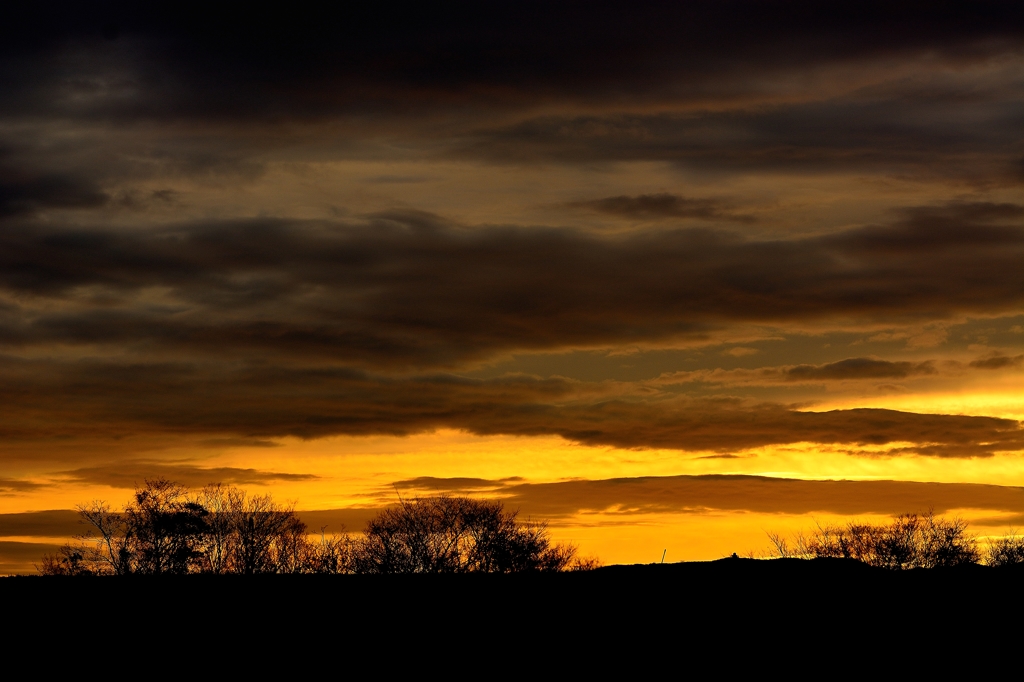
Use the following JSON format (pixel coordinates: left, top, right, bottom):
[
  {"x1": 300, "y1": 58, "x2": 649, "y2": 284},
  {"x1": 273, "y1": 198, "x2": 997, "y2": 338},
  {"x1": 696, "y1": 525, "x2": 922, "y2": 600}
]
[{"x1": 1, "y1": 2, "x2": 1022, "y2": 573}]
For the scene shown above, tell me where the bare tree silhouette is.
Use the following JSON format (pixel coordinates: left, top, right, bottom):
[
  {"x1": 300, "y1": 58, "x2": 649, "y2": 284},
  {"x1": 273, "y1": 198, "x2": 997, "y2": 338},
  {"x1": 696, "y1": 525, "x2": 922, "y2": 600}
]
[
  {"x1": 353, "y1": 494, "x2": 589, "y2": 573},
  {"x1": 125, "y1": 479, "x2": 209, "y2": 574},
  {"x1": 985, "y1": 531, "x2": 1024, "y2": 566},
  {"x1": 42, "y1": 479, "x2": 348, "y2": 575},
  {"x1": 39, "y1": 482, "x2": 594, "y2": 575},
  {"x1": 62, "y1": 480, "x2": 209, "y2": 574},
  {"x1": 764, "y1": 511, "x2": 981, "y2": 569}
]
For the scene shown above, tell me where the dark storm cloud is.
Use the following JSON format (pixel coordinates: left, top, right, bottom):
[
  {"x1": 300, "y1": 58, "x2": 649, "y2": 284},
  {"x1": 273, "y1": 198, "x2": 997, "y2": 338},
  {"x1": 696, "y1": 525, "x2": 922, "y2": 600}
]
[
  {"x1": 0, "y1": 355, "x2": 1020, "y2": 458},
  {"x1": 784, "y1": 358, "x2": 936, "y2": 381},
  {"x1": 0, "y1": 5, "x2": 1019, "y2": 188},
  {"x1": 0, "y1": 166, "x2": 109, "y2": 217},
  {"x1": 1, "y1": 204, "x2": 1021, "y2": 366},
  {"x1": 832, "y1": 203, "x2": 1024, "y2": 253},
  {"x1": 1, "y1": 5, "x2": 1022, "y2": 467},
  {"x1": 387, "y1": 474, "x2": 1024, "y2": 520},
  {"x1": 3, "y1": 2, "x2": 1020, "y2": 121},
  {"x1": 570, "y1": 194, "x2": 755, "y2": 223},
  {"x1": 0, "y1": 2, "x2": 1017, "y2": 227},
  {"x1": 462, "y1": 98, "x2": 1022, "y2": 179}
]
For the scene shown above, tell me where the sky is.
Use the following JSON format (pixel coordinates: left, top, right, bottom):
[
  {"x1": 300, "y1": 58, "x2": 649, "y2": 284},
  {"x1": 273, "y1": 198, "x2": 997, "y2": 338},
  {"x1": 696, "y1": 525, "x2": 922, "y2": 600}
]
[{"x1": 0, "y1": 2, "x2": 1022, "y2": 573}]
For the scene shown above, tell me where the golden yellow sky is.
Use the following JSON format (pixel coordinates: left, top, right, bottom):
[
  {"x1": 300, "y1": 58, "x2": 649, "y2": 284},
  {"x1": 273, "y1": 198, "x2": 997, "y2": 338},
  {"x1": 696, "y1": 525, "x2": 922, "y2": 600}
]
[{"x1": 1, "y1": 4, "x2": 1022, "y2": 574}]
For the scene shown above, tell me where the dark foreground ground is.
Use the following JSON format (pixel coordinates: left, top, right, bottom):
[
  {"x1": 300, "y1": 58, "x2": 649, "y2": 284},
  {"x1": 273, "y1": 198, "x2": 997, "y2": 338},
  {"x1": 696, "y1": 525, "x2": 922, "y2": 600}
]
[{"x1": 4, "y1": 558, "x2": 1020, "y2": 662}]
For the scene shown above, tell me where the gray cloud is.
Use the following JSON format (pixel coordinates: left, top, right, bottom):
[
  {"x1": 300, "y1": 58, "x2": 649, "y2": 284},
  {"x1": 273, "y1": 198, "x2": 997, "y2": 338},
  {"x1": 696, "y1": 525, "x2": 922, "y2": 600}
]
[
  {"x1": 570, "y1": 194, "x2": 755, "y2": 223},
  {"x1": 388, "y1": 473, "x2": 1024, "y2": 520},
  {"x1": 0, "y1": 477, "x2": 45, "y2": 493},
  {"x1": 387, "y1": 473, "x2": 1024, "y2": 520},
  {"x1": 393, "y1": 476, "x2": 526, "y2": 493},
  {"x1": 970, "y1": 354, "x2": 1024, "y2": 370},
  {"x1": 0, "y1": 167, "x2": 109, "y2": 217},
  {"x1": 59, "y1": 463, "x2": 319, "y2": 489},
  {"x1": 784, "y1": 358, "x2": 936, "y2": 381},
  {"x1": 0, "y1": 540, "x2": 65, "y2": 574},
  {"x1": 504, "y1": 474, "x2": 1024, "y2": 519},
  {"x1": 0, "y1": 510, "x2": 82, "y2": 538},
  {"x1": 461, "y1": 98, "x2": 1023, "y2": 180}
]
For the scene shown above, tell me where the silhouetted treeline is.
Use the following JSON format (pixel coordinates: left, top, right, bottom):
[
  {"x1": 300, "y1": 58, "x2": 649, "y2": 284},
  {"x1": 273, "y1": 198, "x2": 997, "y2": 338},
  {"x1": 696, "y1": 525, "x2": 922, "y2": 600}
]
[
  {"x1": 39, "y1": 479, "x2": 597, "y2": 575},
  {"x1": 765, "y1": 512, "x2": 1024, "y2": 569}
]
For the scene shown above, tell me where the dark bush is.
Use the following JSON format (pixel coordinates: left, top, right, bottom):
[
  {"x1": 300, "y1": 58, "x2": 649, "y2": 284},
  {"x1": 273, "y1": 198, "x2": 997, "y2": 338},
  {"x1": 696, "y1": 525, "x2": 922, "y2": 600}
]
[
  {"x1": 37, "y1": 544, "x2": 93, "y2": 576},
  {"x1": 353, "y1": 494, "x2": 586, "y2": 573}
]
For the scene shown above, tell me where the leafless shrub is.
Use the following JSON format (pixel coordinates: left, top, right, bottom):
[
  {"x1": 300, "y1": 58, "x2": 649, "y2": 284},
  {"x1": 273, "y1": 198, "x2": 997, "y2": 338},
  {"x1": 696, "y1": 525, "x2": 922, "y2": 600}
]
[
  {"x1": 985, "y1": 531, "x2": 1024, "y2": 567},
  {"x1": 76, "y1": 501, "x2": 134, "y2": 575},
  {"x1": 766, "y1": 531, "x2": 792, "y2": 558},
  {"x1": 302, "y1": 528, "x2": 354, "y2": 574},
  {"x1": 764, "y1": 511, "x2": 979, "y2": 569},
  {"x1": 567, "y1": 554, "x2": 603, "y2": 571},
  {"x1": 37, "y1": 544, "x2": 93, "y2": 576}
]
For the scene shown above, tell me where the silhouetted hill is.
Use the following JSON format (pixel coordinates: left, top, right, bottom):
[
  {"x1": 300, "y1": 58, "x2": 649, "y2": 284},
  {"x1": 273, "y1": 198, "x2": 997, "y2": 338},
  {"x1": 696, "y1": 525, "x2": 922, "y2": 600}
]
[
  {"x1": 6, "y1": 557, "x2": 1023, "y2": 667},
  {"x1": 5, "y1": 557, "x2": 1019, "y2": 617}
]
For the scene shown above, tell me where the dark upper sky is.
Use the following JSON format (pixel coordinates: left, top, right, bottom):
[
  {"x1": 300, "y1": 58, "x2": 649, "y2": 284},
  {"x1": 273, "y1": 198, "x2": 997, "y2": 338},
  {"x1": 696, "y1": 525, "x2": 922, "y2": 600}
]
[{"x1": 0, "y1": 3, "x2": 1021, "y2": 519}]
